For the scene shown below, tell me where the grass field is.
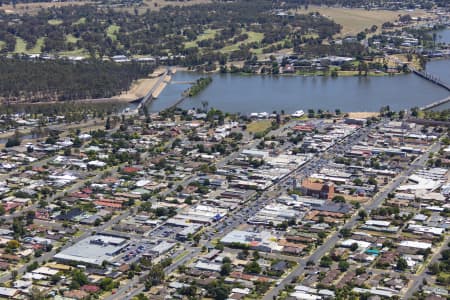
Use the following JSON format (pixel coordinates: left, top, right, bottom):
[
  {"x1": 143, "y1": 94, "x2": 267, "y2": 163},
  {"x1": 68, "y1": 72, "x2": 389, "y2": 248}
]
[
  {"x1": 246, "y1": 120, "x2": 272, "y2": 134},
  {"x1": 73, "y1": 17, "x2": 86, "y2": 25},
  {"x1": 220, "y1": 30, "x2": 264, "y2": 52},
  {"x1": 48, "y1": 19, "x2": 63, "y2": 25},
  {"x1": 106, "y1": 24, "x2": 120, "y2": 41},
  {"x1": 184, "y1": 28, "x2": 218, "y2": 48},
  {"x1": 29, "y1": 37, "x2": 44, "y2": 53},
  {"x1": 66, "y1": 34, "x2": 79, "y2": 44},
  {"x1": 304, "y1": 6, "x2": 431, "y2": 36},
  {"x1": 14, "y1": 37, "x2": 27, "y2": 53}
]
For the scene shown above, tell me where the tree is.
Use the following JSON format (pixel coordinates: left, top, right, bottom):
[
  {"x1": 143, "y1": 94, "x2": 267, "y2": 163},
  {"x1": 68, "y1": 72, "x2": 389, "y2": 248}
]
[
  {"x1": 244, "y1": 261, "x2": 261, "y2": 274},
  {"x1": 70, "y1": 269, "x2": 88, "y2": 289},
  {"x1": 350, "y1": 243, "x2": 359, "y2": 251},
  {"x1": 220, "y1": 263, "x2": 231, "y2": 276},
  {"x1": 30, "y1": 287, "x2": 47, "y2": 300},
  {"x1": 396, "y1": 257, "x2": 408, "y2": 271},
  {"x1": 7, "y1": 239, "x2": 20, "y2": 250},
  {"x1": 367, "y1": 177, "x2": 377, "y2": 186},
  {"x1": 428, "y1": 262, "x2": 440, "y2": 275},
  {"x1": 338, "y1": 260, "x2": 349, "y2": 272},
  {"x1": 105, "y1": 117, "x2": 111, "y2": 130},
  {"x1": 358, "y1": 209, "x2": 368, "y2": 220},
  {"x1": 99, "y1": 277, "x2": 116, "y2": 291},
  {"x1": 339, "y1": 228, "x2": 352, "y2": 238},
  {"x1": 332, "y1": 195, "x2": 346, "y2": 203},
  {"x1": 319, "y1": 255, "x2": 332, "y2": 268},
  {"x1": 144, "y1": 263, "x2": 165, "y2": 290},
  {"x1": 5, "y1": 137, "x2": 20, "y2": 148},
  {"x1": 50, "y1": 274, "x2": 61, "y2": 284},
  {"x1": 353, "y1": 178, "x2": 363, "y2": 186}
]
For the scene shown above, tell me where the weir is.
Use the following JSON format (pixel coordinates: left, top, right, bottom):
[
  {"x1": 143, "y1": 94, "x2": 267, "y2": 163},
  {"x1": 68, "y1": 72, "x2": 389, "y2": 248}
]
[{"x1": 136, "y1": 68, "x2": 171, "y2": 112}]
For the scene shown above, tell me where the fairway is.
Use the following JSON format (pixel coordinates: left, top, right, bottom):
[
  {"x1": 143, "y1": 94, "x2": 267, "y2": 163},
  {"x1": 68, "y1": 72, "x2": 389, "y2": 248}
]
[
  {"x1": 220, "y1": 30, "x2": 264, "y2": 52},
  {"x1": 305, "y1": 6, "x2": 431, "y2": 36},
  {"x1": 106, "y1": 24, "x2": 121, "y2": 41},
  {"x1": 184, "y1": 29, "x2": 218, "y2": 48}
]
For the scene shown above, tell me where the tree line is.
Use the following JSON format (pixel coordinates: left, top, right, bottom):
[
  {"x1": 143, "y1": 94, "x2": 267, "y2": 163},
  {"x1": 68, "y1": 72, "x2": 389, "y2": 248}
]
[{"x1": 0, "y1": 57, "x2": 154, "y2": 102}]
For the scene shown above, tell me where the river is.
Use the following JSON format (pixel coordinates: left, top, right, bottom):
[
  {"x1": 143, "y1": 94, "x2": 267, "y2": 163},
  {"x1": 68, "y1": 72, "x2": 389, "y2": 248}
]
[
  {"x1": 436, "y1": 27, "x2": 450, "y2": 44},
  {"x1": 150, "y1": 62, "x2": 450, "y2": 114}
]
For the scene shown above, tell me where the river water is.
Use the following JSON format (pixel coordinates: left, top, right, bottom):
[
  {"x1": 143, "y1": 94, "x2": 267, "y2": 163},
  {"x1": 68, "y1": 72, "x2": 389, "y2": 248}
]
[
  {"x1": 150, "y1": 61, "x2": 450, "y2": 114},
  {"x1": 436, "y1": 27, "x2": 450, "y2": 44}
]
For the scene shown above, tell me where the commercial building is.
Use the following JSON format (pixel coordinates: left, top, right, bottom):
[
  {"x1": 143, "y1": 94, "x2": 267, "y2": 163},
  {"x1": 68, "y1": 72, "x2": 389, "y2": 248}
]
[{"x1": 54, "y1": 235, "x2": 129, "y2": 266}]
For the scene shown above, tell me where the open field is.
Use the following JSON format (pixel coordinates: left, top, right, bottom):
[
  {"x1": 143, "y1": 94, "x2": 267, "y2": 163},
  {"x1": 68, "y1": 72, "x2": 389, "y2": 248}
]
[
  {"x1": 13, "y1": 37, "x2": 27, "y2": 53},
  {"x1": 184, "y1": 29, "x2": 218, "y2": 48},
  {"x1": 305, "y1": 6, "x2": 431, "y2": 36},
  {"x1": 246, "y1": 120, "x2": 273, "y2": 134},
  {"x1": 0, "y1": 1, "x2": 92, "y2": 15}
]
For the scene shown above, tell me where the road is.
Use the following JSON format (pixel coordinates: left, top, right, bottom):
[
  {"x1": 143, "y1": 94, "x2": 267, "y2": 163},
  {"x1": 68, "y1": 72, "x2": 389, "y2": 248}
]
[{"x1": 262, "y1": 141, "x2": 440, "y2": 300}]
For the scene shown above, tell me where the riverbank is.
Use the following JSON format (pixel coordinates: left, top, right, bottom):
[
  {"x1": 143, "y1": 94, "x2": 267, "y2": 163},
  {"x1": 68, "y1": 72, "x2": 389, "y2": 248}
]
[{"x1": 113, "y1": 67, "x2": 170, "y2": 102}]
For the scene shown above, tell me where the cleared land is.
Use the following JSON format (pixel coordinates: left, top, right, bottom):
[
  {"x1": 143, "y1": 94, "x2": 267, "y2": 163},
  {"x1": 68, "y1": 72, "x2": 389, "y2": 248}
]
[
  {"x1": 347, "y1": 112, "x2": 379, "y2": 118},
  {"x1": 305, "y1": 6, "x2": 431, "y2": 36},
  {"x1": 246, "y1": 120, "x2": 273, "y2": 134},
  {"x1": 114, "y1": 67, "x2": 168, "y2": 101}
]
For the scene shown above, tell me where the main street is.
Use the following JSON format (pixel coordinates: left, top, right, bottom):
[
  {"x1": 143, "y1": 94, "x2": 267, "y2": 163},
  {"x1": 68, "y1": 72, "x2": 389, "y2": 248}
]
[{"x1": 262, "y1": 141, "x2": 441, "y2": 300}]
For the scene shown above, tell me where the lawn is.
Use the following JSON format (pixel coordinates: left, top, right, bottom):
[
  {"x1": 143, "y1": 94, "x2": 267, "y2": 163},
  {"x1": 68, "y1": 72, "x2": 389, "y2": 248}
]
[
  {"x1": 304, "y1": 6, "x2": 431, "y2": 36},
  {"x1": 106, "y1": 24, "x2": 120, "y2": 41},
  {"x1": 48, "y1": 19, "x2": 63, "y2": 25},
  {"x1": 246, "y1": 120, "x2": 272, "y2": 134},
  {"x1": 0, "y1": 41, "x2": 5, "y2": 51}
]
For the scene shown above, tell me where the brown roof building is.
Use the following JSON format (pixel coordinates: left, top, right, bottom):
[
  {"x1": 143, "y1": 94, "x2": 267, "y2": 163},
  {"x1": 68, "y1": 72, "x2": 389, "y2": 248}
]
[{"x1": 300, "y1": 180, "x2": 334, "y2": 200}]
